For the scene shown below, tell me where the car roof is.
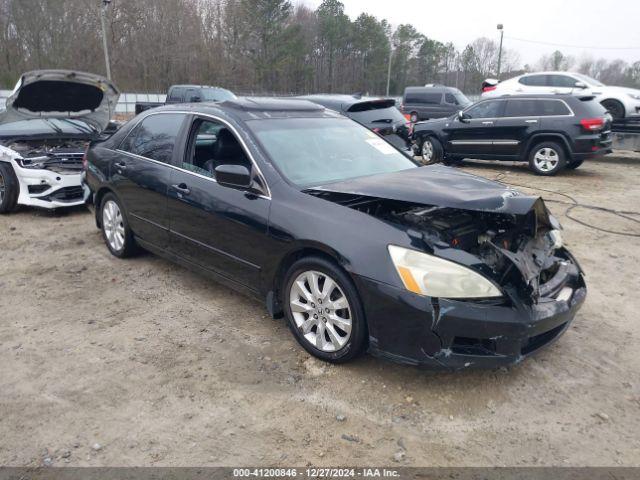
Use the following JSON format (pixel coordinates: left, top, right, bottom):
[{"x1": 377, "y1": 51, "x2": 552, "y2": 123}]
[
  {"x1": 154, "y1": 97, "x2": 335, "y2": 121},
  {"x1": 404, "y1": 85, "x2": 459, "y2": 93},
  {"x1": 170, "y1": 85, "x2": 231, "y2": 90},
  {"x1": 484, "y1": 93, "x2": 583, "y2": 101}
]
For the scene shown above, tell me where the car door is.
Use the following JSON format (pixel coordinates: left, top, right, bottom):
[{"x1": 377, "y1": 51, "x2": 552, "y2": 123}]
[
  {"x1": 112, "y1": 112, "x2": 188, "y2": 249},
  {"x1": 444, "y1": 99, "x2": 505, "y2": 156},
  {"x1": 546, "y1": 74, "x2": 579, "y2": 95},
  {"x1": 493, "y1": 99, "x2": 542, "y2": 156},
  {"x1": 166, "y1": 116, "x2": 271, "y2": 291}
]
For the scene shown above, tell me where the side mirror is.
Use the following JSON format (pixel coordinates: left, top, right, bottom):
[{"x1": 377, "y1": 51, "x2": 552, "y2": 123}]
[
  {"x1": 190, "y1": 96, "x2": 202, "y2": 102},
  {"x1": 574, "y1": 81, "x2": 587, "y2": 89},
  {"x1": 215, "y1": 164, "x2": 251, "y2": 190},
  {"x1": 457, "y1": 110, "x2": 471, "y2": 122}
]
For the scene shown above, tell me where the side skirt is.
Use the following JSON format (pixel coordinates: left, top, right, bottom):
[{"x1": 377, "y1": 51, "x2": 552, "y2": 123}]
[{"x1": 135, "y1": 236, "x2": 264, "y2": 305}]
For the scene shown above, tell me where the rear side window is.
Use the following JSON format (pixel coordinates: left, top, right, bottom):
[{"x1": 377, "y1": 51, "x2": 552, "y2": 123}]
[
  {"x1": 505, "y1": 99, "x2": 571, "y2": 117},
  {"x1": 168, "y1": 87, "x2": 185, "y2": 102},
  {"x1": 519, "y1": 75, "x2": 547, "y2": 86},
  {"x1": 120, "y1": 113, "x2": 186, "y2": 164},
  {"x1": 405, "y1": 92, "x2": 442, "y2": 105},
  {"x1": 547, "y1": 75, "x2": 579, "y2": 88}
]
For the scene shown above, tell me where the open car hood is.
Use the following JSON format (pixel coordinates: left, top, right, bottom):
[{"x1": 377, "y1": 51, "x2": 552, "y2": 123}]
[
  {"x1": 0, "y1": 70, "x2": 120, "y2": 132},
  {"x1": 312, "y1": 165, "x2": 542, "y2": 215}
]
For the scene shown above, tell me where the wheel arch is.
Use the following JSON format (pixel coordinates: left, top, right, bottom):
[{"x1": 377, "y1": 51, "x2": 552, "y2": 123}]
[
  {"x1": 267, "y1": 242, "x2": 356, "y2": 319},
  {"x1": 522, "y1": 133, "x2": 571, "y2": 161},
  {"x1": 600, "y1": 98, "x2": 625, "y2": 119},
  {"x1": 93, "y1": 186, "x2": 122, "y2": 228}
]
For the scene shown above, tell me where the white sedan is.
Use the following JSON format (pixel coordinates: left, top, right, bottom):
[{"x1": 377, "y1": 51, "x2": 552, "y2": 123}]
[{"x1": 481, "y1": 71, "x2": 640, "y2": 120}]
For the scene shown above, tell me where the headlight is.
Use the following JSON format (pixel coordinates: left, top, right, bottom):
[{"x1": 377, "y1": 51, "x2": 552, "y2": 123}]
[
  {"x1": 628, "y1": 93, "x2": 640, "y2": 100},
  {"x1": 18, "y1": 156, "x2": 48, "y2": 169},
  {"x1": 388, "y1": 245, "x2": 503, "y2": 299}
]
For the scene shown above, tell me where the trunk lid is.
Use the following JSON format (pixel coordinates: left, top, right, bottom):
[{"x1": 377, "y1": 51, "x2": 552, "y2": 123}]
[{"x1": 0, "y1": 70, "x2": 120, "y2": 132}]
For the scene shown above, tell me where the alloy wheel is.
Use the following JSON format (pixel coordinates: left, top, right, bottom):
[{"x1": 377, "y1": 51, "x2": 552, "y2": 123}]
[
  {"x1": 289, "y1": 270, "x2": 352, "y2": 352},
  {"x1": 421, "y1": 140, "x2": 434, "y2": 162},
  {"x1": 533, "y1": 147, "x2": 559, "y2": 172},
  {"x1": 102, "y1": 199, "x2": 125, "y2": 252}
]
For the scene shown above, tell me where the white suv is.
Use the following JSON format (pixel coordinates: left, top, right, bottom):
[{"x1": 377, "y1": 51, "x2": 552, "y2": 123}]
[{"x1": 481, "y1": 71, "x2": 640, "y2": 120}]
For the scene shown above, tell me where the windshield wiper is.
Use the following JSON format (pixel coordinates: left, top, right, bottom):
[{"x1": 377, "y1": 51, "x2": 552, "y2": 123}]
[
  {"x1": 59, "y1": 119, "x2": 96, "y2": 134},
  {"x1": 43, "y1": 119, "x2": 64, "y2": 135}
]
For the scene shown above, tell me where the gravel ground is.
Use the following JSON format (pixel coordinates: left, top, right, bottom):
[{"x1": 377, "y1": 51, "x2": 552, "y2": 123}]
[{"x1": 1, "y1": 154, "x2": 639, "y2": 467}]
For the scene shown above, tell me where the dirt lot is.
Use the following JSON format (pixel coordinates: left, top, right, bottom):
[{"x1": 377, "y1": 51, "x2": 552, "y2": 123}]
[{"x1": 1, "y1": 154, "x2": 639, "y2": 467}]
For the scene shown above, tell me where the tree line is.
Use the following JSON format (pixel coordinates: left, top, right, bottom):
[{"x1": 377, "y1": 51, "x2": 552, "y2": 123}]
[{"x1": 1, "y1": 0, "x2": 639, "y2": 96}]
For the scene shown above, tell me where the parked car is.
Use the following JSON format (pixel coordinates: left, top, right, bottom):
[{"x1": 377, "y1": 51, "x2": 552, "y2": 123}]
[
  {"x1": 134, "y1": 84, "x2": 236, "y2": 114},
  {"x1": 85, "y1": 98, "x2": 585, "y2": 369},
  {"x1": 481, "y1": 71, "x2": 640, "y2": 120},
  {"x1": 0, "y1": 70, "x2": 119, "y2": 213},
  {"x1": 401, "y1": 85, "x2": 472, "y2": 123},
  {"x1": 411, "y1": 94, "x2": 612, "y2": 175},
  {"x1": 298, "y1": 94, "x2": 412, "y2": 150}
]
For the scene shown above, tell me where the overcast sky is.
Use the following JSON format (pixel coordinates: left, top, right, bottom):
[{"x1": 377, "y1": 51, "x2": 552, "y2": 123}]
[{"x1": 302, "y1": 0, "x2": 640, "y2": 67}]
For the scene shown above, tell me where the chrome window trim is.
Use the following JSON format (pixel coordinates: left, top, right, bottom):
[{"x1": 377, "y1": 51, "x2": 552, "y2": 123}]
[
  {"x1": 463, "y1": 98, "x2": 575, "y2": 120},
  {"x1": 117, "y1": 109, "x2": 272, "y2": 199},
  {"x1": 450, "y1": 140, "x2": 520, "y2": 146}
]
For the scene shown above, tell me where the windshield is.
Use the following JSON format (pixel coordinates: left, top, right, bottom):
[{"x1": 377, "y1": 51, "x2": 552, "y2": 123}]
[
  {"x1": 201, "y1": 88, "x2": 237, "y2": 102},
  {"x1": 0, "y1": 118, "x2": 95, "y2": 137},
  {"x1": 347, "y1": 106, "x2": 406, "y2": 125},
  {"x1": 247, "y1": 117, "x2": 417, "y2": 188},
  {"x1": 452, "y1": 91, "x2": 472, "y2": 107},
  {"x1": 573, "y1": 73, "x2": 604, "y2": 87}
]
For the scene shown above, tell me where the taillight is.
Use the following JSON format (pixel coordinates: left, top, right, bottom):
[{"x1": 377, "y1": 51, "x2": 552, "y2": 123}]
[
  {"x1": 82, "y1": 144, "x2": 90, "y2": 170},
  {"x1": 482, "y1": 85, "x2": 497, "y2": 93},
  {"x1": 580, "y1": 117, "x2": 605, "y2": 132}
]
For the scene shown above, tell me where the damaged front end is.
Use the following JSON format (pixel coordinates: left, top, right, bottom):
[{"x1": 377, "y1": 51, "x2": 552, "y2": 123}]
[{"x1": 306, "y1": 167, "x2": 586, "y2": 368}]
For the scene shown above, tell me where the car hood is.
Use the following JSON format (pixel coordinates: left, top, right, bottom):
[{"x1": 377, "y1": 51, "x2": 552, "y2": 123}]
[
  {"x1": 0, "y1": 70, "x2": 120, "y2": 132},
  {"x1": 313, "y1": 164, "x2": 543, "y2": 216}
]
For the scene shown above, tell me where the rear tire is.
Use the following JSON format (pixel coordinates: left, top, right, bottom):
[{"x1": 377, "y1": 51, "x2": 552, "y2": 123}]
[
  {"x1": 0, "y1": 163, "x2": 19, "y2": 214},
  {"x1": 99, "y1": 193, "x2": 138, "y2": 258},
  {"x1": 601, "y1": 99, "x2": 625, "y2": 120},
  {"x1": 419, "y1": 136, "x2": 444, "y2": 165},
  {"x1": 528, "y1": 141, "x2": 566, "y2": 176},
  {"x1": 283, "y1": 256, "x2": 367, "y2": 364}
]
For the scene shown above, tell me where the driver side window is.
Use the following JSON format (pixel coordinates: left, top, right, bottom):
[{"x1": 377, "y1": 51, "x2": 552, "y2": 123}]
[
  {"x1": 464, "y1": 100, "x2": 503, "y2": 119},
  {"x1": 183, "y1": 119, "x2": 251, "y2": 179}
]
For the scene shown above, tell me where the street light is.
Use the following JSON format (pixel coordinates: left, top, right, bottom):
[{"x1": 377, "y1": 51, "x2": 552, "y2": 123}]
[
  {"x1": 496, "y1": 24, "x2": 504, "y2": 79},
  {"x1": 100, "y1": 0, "x2": 112, "y2": 80},
  {"x1": 386, "y1": 36, "x2": 393, "y2": 97}
]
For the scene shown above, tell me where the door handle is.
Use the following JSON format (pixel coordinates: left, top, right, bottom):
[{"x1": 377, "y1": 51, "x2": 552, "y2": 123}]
[
  {"x1": 525, "y1": 119, "x2": 538, "y2": 123},
  {"x1": 115, "y1": 161, "x2": 127, "y2": 169},
  {"x1": 171, "y1": 183, "x2": 191, "y2": 196},
  {"x1": 481, "y1": 121, "x2": 494, "y2": 125}
]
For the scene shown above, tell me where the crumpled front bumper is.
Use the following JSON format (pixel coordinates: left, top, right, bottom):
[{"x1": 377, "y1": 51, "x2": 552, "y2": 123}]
[
  {"x1": 13, "y1": 161, "x2": 89, "y2": 209},
  {"x1": 354, "y1": 259, "x2": 586, "y2": 370}
]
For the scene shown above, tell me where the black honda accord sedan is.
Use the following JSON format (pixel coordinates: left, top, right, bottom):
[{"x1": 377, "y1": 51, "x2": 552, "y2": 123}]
[{"x1": 84, "y1": 98, "x2": 586, "y2": 369}]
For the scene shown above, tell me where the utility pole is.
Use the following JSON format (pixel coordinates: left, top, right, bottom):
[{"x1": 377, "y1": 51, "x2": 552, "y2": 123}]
[
  {"x1": 386, "y1": 36, "x2": 393, "y2": 97},
  {"x1": 100, "y1": 0, "x2": 112, "y2": 80},
  {"x1": 496, "y1": 24, "x2": 504, "y2": 79}
]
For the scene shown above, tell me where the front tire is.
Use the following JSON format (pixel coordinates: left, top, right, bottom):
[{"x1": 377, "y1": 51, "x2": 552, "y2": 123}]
[
  {"x1": 100, "y1": 193, "x2": 137, "y2": 258},
  {"x1": 419, "y1": 136, "x2": 443, "y2": 165},
  {"x1": 601, "y1": 99, "x2": 625, "y2": 120},
  {"x1": 0, "y1": 163, "x2": 19, "y2": 214},
  {"x1": 283, "y1": 256, "x2": 367, "y2": 363},
  {"x1": 528, "y1": 142, "x2": 566, "y2": 176}
]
